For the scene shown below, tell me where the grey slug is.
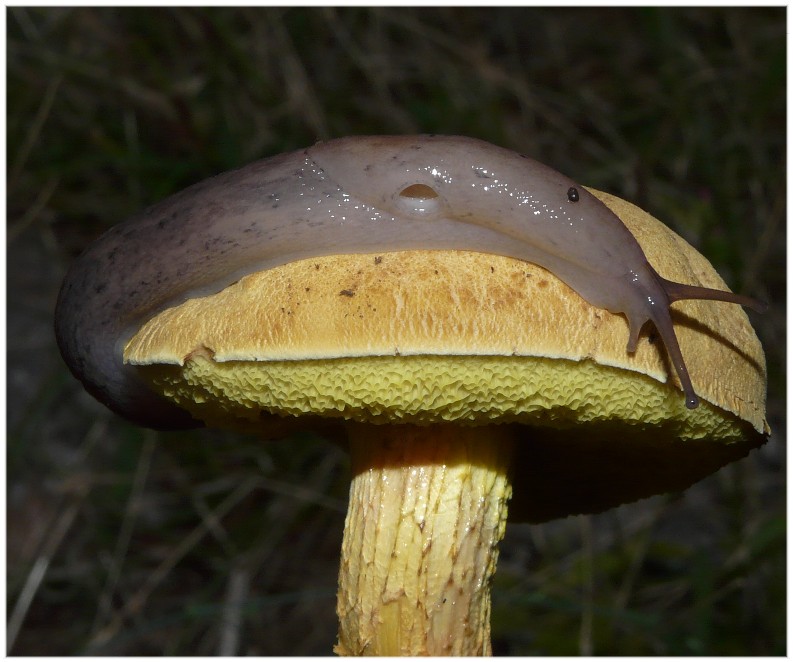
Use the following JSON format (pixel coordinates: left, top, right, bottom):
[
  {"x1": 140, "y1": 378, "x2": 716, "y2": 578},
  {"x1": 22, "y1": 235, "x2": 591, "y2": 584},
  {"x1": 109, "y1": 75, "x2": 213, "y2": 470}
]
[{"x1": 54, "y1": 135, "x2": 766, "y2": 429}]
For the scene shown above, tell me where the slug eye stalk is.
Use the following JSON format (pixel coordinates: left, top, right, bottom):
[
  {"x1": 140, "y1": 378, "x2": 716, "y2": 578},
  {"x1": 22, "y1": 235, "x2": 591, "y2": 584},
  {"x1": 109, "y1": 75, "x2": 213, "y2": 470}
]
[{"x1": 659, "y1": 274, "x2": 768, "y2": 313}]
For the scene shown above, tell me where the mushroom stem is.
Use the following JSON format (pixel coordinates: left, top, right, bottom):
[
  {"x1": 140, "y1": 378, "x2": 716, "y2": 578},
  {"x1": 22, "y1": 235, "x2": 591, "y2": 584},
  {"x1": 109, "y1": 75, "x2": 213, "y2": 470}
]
[{"x1": 335, "y1": 423, "x2": 514, "y2": 656}]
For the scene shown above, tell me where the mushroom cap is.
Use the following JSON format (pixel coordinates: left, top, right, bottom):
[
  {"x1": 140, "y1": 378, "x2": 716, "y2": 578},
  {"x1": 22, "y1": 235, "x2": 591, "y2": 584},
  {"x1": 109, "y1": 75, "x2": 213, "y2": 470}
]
[{"x1": 125, "y1": 189, "x2": 768, "y2": 522}]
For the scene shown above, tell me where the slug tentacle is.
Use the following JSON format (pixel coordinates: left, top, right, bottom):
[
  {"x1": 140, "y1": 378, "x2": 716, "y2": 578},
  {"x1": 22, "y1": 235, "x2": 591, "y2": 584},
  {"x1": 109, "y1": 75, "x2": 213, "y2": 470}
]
[
  {"x1": 625, "y1": 318, "x2": 644, "y2": 355},
  {"x1": 653, "y1": 308, "x2": 700, "y2": 410},
  {"x1": 637, "y1": 269, "x2": 699, "y2": 409},
  {"x1": 657, "y1": 275, "x2": 768, "y2": 314}
]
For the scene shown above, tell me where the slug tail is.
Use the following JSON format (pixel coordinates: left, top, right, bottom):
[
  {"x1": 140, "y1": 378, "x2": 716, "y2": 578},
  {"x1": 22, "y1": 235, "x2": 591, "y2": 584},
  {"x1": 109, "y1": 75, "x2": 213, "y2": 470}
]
[{"x1": 658, "y1": 275, "x2": 768, "y2": 314}]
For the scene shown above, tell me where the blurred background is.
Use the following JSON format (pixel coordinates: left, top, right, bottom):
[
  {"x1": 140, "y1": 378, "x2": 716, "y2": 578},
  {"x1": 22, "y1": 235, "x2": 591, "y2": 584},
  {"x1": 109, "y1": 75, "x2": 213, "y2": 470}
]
[{"x1": 7, "y1": 7, "x2": 784, "y2": 655}]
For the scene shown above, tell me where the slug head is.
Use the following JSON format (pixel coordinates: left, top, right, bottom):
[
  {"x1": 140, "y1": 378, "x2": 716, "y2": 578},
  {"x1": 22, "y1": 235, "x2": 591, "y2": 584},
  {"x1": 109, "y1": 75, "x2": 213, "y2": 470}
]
[{"x1": 626, "y1": 264, "x2": 767, "y2": 410}]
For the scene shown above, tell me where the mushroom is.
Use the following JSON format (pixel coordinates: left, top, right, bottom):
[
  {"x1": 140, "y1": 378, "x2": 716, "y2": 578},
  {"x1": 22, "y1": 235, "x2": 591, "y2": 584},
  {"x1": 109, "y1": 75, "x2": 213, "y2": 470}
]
[
  {"x1": 116, "y1": 189, "x2": 767, "y2": 655},
  {"x1": 54, "y1": 135, "x2": 768, "y2": 653}
]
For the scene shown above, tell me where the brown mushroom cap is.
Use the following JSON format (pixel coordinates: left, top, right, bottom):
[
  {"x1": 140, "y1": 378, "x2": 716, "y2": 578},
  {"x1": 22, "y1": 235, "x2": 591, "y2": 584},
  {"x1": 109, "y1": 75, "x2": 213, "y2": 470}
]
[{"x1": 125, "y1": 189, "x2": 768, "y2": 522}]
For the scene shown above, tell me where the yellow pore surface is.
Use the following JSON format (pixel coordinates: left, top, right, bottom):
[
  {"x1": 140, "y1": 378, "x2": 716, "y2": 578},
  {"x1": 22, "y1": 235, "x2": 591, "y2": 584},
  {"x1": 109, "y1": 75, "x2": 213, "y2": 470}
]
[{"x1": 125, "y1": 189, "x2": 768, "y2": 439}]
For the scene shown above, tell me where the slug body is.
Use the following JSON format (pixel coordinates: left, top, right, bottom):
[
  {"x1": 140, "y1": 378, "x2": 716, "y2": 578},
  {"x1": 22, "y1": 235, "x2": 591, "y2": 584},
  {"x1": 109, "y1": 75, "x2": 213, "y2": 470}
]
[{"x1": 55, "y1": 135, "x2": 763, "y2": 429}]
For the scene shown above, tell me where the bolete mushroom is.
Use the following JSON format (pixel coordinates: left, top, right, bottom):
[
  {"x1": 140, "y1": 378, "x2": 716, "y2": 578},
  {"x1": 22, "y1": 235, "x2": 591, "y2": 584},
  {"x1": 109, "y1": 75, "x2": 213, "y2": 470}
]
[{"x1": 55, "y1": 136, "x2": 768, "y2": 655}]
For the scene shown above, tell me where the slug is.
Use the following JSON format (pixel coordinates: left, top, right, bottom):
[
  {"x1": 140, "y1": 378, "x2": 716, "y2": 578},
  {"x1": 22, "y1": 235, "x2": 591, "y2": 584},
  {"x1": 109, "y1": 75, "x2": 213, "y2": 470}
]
[{"x1": 54, "y1": 135, "x2": 765, "y2": 429}]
